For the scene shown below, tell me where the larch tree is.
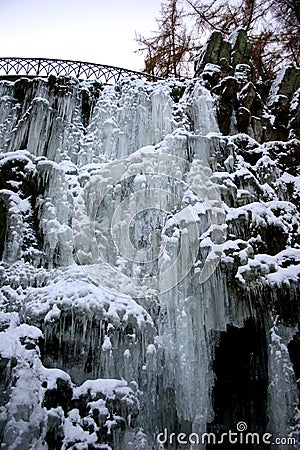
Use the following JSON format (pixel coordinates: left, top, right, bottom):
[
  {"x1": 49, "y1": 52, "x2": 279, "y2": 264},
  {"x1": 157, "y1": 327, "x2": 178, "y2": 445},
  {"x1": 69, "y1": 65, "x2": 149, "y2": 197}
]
[
  {"x1": 135, "y1": 0, "x2": 196, "y2": 78},
  {"x1": 135, "y1": 0, "x2": 300, "y2": 80}
]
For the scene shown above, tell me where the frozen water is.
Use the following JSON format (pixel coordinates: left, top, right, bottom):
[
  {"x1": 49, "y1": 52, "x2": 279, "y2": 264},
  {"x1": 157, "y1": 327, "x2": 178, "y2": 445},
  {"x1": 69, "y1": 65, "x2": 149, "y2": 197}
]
[{"x1": 0, "y1": 71, "x2": 299, "y2": 449}]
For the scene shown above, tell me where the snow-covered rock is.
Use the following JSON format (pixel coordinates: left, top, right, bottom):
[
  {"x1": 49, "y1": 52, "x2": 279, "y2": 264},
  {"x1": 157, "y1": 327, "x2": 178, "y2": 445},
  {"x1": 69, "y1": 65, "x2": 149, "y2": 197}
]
[{"x1": 0, "y1": 30, "x2": 299, "y2": 450}]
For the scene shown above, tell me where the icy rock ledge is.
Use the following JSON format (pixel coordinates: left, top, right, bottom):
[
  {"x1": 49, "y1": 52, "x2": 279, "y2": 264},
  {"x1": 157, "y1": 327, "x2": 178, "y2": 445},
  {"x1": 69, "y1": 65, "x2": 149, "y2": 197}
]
[
  {"x1": 0, "y1": 316, "x2": 142, "y2": 450},
  {"x1": 0, "y1": 30, "x2": 299, "y2": 449}
]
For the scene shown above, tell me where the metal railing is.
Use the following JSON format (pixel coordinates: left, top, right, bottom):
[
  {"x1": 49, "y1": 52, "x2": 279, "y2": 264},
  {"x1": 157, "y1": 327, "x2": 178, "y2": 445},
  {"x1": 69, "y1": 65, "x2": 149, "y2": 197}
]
[{"x1": 0, "y1": 57, "x2": 161, "y2": 84}]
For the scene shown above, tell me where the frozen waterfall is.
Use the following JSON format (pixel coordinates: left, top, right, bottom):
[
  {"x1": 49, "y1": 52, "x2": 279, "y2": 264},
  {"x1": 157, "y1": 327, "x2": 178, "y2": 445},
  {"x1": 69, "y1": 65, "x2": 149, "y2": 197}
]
[{"x1": 0, "y1": 29, "x2": 300, "y2": 450}]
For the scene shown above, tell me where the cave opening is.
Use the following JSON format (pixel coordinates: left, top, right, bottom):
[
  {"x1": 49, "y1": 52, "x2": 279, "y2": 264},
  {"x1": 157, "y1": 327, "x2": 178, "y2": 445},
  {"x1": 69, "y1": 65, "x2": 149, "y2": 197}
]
[
  {"x1": 0, "y1": 200, "x2": 7, "y2": 259},
  {"x1": 207, "y1": 318, "x2": 269, "y2": 449},
  {"x1": 288, "y1": 331, "x2": 300, "y2": 404}
]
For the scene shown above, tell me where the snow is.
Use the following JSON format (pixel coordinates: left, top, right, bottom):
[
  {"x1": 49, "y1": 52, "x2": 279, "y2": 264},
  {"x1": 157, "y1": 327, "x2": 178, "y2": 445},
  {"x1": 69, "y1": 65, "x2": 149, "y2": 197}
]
[
  {"x1": 102, "y1": 335, "x2": 112, "y2": 351},
  {"x1": 0, "y1": 321, "x2": 43, "y2": 358},
  {"x1": 74, "y1": 378, "x2": 129, "y2": 399},
  {"x1": 24, "y1": 266, "x2": 154, "y2": 329},
  {"x1": 279, "y1": 171, "x2": 300, "y2": 190},
  {"x1": 0, "y1": 70, "x2": 299, "y2": 449},
  {"x1": 267, "y1": 264, "x2": 300, "y2": 285},
  {"x1": 44, "y1": 304, "x2": 61, "y2": 323}
]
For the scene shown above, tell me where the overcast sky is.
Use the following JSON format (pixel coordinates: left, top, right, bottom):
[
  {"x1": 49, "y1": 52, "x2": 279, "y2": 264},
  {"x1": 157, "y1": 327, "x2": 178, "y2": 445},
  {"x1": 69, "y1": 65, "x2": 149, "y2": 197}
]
[{"x1": 0, "y1": 0, "x2": 163, "y2": 71}]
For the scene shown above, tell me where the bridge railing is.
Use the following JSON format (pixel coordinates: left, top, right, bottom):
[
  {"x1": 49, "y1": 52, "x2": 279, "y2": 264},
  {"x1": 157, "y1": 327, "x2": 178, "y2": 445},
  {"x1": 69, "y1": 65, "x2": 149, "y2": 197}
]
[{"x1": 0, "y1": 57, "x2": 161, "y2": 84}]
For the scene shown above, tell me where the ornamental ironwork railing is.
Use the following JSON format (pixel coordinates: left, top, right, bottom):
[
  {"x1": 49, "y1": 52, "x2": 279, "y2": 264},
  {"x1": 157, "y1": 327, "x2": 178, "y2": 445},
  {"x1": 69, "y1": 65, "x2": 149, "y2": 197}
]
[{"x1": 0, "y1": 57, "x2": 161, "y2": 84}]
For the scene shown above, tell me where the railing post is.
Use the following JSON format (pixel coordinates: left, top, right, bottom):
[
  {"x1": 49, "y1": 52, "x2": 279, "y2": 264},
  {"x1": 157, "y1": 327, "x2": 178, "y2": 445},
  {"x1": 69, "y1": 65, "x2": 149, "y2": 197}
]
[
  {"x1": 37, "y1": 59, "x2": 41, "y2": 77},
  {"x1": 76, "y1": 62, "x2": 82, "y2": 78}
]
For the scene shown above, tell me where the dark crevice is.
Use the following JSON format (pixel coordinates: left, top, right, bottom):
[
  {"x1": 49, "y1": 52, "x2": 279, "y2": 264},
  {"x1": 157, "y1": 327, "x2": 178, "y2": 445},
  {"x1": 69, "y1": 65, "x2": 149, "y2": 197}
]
[
  {"x1": 288, "y1": 332, "x2": 300, "y2": 403},
  {"x1": 0, "y1": 200, "x2": 7, "y2": 260},
  {"x1": 208, "y1": 318, "x2": 269, "y2": 449}
]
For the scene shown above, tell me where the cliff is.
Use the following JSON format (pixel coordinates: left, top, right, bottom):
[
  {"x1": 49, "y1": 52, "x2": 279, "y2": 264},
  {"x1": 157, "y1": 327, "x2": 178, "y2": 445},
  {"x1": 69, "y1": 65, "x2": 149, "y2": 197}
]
[{"x1": 0, "y1": 29, "x2": 299, "y2": 449}]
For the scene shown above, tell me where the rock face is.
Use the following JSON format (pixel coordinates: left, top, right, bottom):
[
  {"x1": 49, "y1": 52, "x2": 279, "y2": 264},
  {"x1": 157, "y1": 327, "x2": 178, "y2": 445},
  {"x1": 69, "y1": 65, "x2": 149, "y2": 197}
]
[
  {"x1": 195, "y1": 28, "x2": 253, "y2": 75},
  {"x1": 195, "y1": 28, "x2": 300, "y2": 141},
  {"x1": 0, "y1": 30, "x2": 299, "y2": 450}
]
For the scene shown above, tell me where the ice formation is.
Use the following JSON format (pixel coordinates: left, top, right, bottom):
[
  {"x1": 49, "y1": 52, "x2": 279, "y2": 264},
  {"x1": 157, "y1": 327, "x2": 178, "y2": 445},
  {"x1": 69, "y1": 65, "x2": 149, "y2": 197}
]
[{"x1": 0, "y1": 29, "x2": 299, "y2": 449}]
